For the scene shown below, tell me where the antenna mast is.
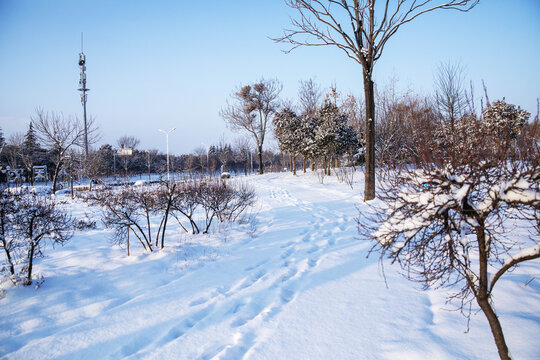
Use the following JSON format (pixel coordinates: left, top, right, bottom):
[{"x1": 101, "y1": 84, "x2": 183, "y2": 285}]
[{"x1": 78, "y1": 32, "x2": 90, "y2": 158}]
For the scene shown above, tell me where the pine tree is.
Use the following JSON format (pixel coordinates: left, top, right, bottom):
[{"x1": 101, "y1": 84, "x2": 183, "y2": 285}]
[
  {"x1": 0, "y1": 126, "x2": 5, "y2": 148},
  {"x1": 274, "y1": 107, "x2": 304, "y2": 174},
  {"x1": 23, "y1": 123, "x2": 39, "y2": 153},
  {"x1": 314, "y1": 101, "x2": 359, "y2": 172}
]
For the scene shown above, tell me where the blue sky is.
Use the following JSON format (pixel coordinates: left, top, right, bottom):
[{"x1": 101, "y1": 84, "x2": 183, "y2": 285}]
[{"x1": 1, "y1": 0, "x2": 539, "y2": 155}]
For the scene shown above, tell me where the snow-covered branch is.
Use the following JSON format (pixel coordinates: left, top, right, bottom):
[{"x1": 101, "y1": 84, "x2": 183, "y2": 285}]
[{"x1": 490, "y1": 243, "x2": 540, "y2": 292}]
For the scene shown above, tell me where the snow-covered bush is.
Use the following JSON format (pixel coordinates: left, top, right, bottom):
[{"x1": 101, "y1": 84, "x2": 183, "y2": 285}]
[
  {"x1": 175, "y1": 178, "x2": 256, "y2": 234},
  {"x1": 1, "y1": 190, "x2": 73, "y2": 286},
  {"x1": 363, "y1": 108, "x2": 539, "y2": 360},
  {"x1": 89, "y1": 184, "x2": 173, "y2": 254},
  {"x1": 483, "y1": 98, "x2": 530, "y2": 140},
  {"x1": 74, "y1": 213, "x2": 97, "y2": 231},
  {"x1": 90, "y1": 179, "x2": 256, "y2": 254}
]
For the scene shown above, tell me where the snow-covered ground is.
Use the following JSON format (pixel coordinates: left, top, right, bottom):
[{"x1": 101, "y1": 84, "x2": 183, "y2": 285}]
[{"x1": 1, "y1": 171, "x2": 539, "y2": 359}]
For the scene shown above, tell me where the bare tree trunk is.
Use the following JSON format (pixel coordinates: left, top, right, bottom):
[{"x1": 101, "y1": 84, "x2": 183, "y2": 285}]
[
  {"x1": 0, "y1": 214, "x2": 15, "y2": 276},
  {"x1": 2, "y1": 243, "x2": 15, "y2": 275},
  {"x1": 476, "y1": 224, "x2": 511, "y2": 360},
  {"x1": 364, "y1": 72, "x2": 376, "y2": 201},
  {"x1": 160, "y1": 184, "x2": 176, "y2": 249},
  {"x1": 288, "y1": 153, "x2": 292, "y2": 172},
  {"x1": 292, "y1": 154, "x2": 296, "y2": 175},
  {"x1": 51, "y1": 161, "x2": 62, "y2": 194},
  {"x1": 257, "y1": 145, "x2": 263, "y2": 174},
  {"x1": 24, "y1": 240, "x2": 36, "y2": 286},
  {"x1": 476, "y1": 297, "x2": 511, "y2": 360}
]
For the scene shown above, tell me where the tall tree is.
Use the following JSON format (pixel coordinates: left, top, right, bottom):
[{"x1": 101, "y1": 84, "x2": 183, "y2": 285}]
[
  {"x1": 298, "y1": 78, "x2": 323, "y2": 117},
  {"x1": 23, "y1": 123, "x2": 39, "y2": 152},
  {"x1": 0, "y1": 126, "x2": 5, "y2": 148},
  {"x1": 314, "y1": 100, "x2": 358, "y2": 174},
  {"x1": 274, "y1": 107, "x2": 303, "y2": 175},
  {"x1": 31, "y1": 109, "x2": 85, "y2": 193},
  {"x1": 434, "y1": 61, "x2": 468, "y2": 127},
  {"x1": 20, "y1": 123, "x2": 45, "y2": 180},
  {"x1": 274, "y1": 0, "x2": 479, "y2": 200},
  {"x1": 221, "y1": 78, "x2": 282, "y2": 174},
  {"x1": 4, "y1": 133, "x2": 24, "y2": 171},
  {"x1": 117, "y1": 135, "x2": 140, "y2": 179}
]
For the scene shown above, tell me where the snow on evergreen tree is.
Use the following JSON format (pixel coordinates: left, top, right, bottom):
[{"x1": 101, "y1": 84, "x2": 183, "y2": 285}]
[
  {"x1": 314, "y1": 100, "x2": 359, "y2": 168},
  {"x1": 23, "y1": 122, "x2": 40, "y2": 153},
  {"x1": 299, "y1": 113, "x2": 323, "y2": 166},
  {"x1": 0, "y1": 126, "x2": 5, "y2": 148},
  {"x1": 274, "y1": 107, "x2": 304, "y2": 174},
  {"x1": 273, "y1": 107, "x2": 302, "y2": 154},
  {"x1": 273, "y1": 99, "x2": 358, "y2": 174},
  {"x1": 483, "y1": 98, "x2": 530, "y2": 139}
]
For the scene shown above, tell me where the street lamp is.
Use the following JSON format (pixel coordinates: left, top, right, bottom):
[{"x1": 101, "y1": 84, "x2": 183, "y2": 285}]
[{"x1": 158, "y1": 127, "x2": 176, "y2": 182}]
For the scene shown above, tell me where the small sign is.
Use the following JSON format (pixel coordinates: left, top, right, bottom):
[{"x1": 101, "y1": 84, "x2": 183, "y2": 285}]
[
  {"x1": 33, "y1": 165, "x2": 47, "y2": 182},
  {"x1": 118, "y1": 148, "x2": 133, "y2": 156}
]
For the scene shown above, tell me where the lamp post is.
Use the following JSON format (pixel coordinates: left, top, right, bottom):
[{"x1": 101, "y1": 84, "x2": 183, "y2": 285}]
[{"x1": 158, "y1": 127, "x2": 176, "y2": 182}]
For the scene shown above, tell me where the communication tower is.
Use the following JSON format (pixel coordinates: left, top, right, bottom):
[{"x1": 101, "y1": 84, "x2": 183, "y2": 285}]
[{"x1": 78, "y1": 33, "x2": 90, "y2": 157}]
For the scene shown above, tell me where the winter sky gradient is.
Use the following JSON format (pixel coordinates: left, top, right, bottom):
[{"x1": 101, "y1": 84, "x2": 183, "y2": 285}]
[{"x1": 0, "y1": 0, "x2": 539, "y2": 155}]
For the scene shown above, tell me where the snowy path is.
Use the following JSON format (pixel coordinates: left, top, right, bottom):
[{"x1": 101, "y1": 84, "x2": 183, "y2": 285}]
[{"x1": 1, "y1": 172, "x2": 539, "y2": 359}]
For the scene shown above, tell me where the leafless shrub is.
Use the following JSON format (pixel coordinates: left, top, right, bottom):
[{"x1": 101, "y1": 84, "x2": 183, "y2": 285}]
[
  {"x1": 1, "y1": 190, "x2": 21, "y2": 278},
  {"x1": 90, "y1": 178, "x2": 256, "y2": 252},
  {"x1": 1, "y1": 190, "x2": 73, "y2": 286},
  {"x1": 362, "y1": 103, "x2": 539, "y2": 359},
  {"x1": 170, "y1": 179, "x2": 202, "y2": 234},
  {"x1": 335, "y1": 166, "x2": 355, "y2": 189},
  {"x1": 89, "y1": 187, "x2": 155, "y2": 254},
  {"x1": 198, "y1": 178, "x2": 256, "y2": 233},
  {"x1": 316, "y1": 169, "x2": 325, "y2": 184}
]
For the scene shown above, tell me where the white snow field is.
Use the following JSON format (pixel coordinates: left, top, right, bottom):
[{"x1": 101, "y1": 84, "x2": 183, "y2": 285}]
[{"x1": 1, "y1": 171, "x2": 539, "y2": 359}]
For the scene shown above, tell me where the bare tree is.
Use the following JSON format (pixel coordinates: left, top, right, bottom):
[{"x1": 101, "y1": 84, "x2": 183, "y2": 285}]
[
  {"x1": 5, "y1": 133, "x2": 24, "y2": 170},
  {"x1": 145, "y1": 149, "x2": 159, "y2": 181},
  {"x1": 13, "y1": 192, "x2": 73, "y2": 285},
  {"x1": 434, "y1": 61, "x2": 468, "y2": 126},
  {"x1": 298, "y1": 78, "x2": 323, "y2": 116},
  {"x1": 194, "y1": 146, "x2": 208, "y2": 174},
  {"x1": 117, "y1": 135, "x2": 140, "y2": 150},
  {"x1": 340, "y1": 93, "x2": 364, "y2": 143},
  {"x1": 31, "y1": 109, "x2": 86, "y2": 193},
  {"x1": 221, "y1": 78, "x2": 282, "y2": 174},
  {"x1": 116, "y1": 135, "x2": 140, "y2": 180},
  {"x1": 363, "y1": 106, "x2": 538, "y2": 360},
  {"x1": 275, "y1": 0, "x2": 479, "y2": 200},
  {"x1": 233, "y1": 137, "x2": 252, "y2": 175}
]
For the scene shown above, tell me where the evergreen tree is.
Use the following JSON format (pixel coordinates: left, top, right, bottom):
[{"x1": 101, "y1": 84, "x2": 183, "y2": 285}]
[
  {"x1": 299, "y1": 113, "x2": 323, "y2": 171},
  {"x1": 274, "y1": 107, "x2": 303, "y2": 174},
  {"x1": 20, "y1": 122, "x2": 47, "y2": 180},
  {"x1": 23, "y1": 123, "x2": 39, "y2": 152},
  {"x1": 0, "y1": 126, "x2": 5, "y2": 148},
  {"x1": 314, "y1": 101, "x2": 359, "y2": 171},
  {"x1": 483, "y1": 98, "x2": 530, "y2": 139}
]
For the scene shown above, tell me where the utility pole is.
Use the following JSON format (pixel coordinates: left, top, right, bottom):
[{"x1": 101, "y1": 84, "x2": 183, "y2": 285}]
[{"x1": 78, "y1": 33, "x2": 90, "y2": 158}]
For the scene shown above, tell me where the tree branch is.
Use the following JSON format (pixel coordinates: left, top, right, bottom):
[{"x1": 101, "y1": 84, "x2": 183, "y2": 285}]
[{"x1": 490, "y1": 243, "x2": 540, "y2": 292}]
